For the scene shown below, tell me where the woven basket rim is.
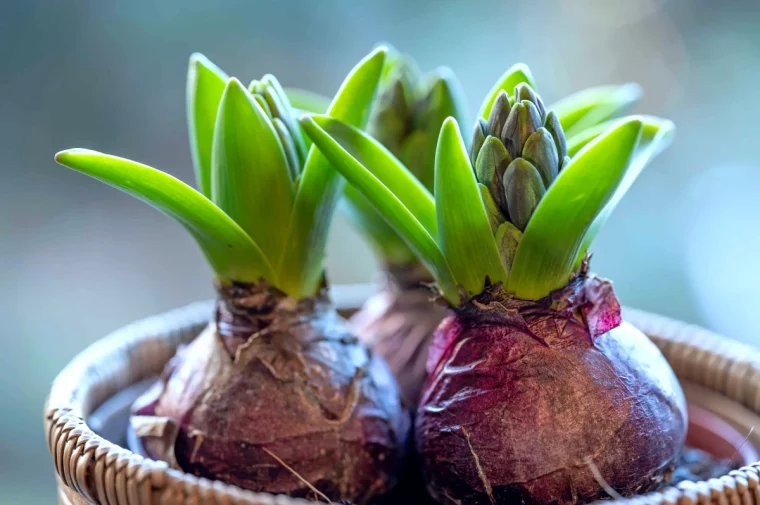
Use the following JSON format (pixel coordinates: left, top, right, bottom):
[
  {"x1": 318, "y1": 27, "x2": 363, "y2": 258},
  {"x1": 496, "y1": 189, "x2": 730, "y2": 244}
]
[{"x1": 45, "y1": 297, "x2": 760, "y2": 505}]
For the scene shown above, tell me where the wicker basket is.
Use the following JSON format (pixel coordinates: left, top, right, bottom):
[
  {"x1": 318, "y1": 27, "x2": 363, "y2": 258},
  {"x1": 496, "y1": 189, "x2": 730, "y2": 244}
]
[{"x1": 45, "y1": 295, "x2": 760, "y2": 505}]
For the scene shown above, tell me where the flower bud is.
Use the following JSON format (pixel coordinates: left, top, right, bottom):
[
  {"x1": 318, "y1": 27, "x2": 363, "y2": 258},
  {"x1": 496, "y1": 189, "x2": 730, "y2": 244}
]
[
  {"x1": 503, "y1": 158, "x2": 546, "y2": 231},
  {"x1": 475, "y1": 136, "x2": 513, "y2": 214},
  {"x1": 522, "y1": 127, "x2": 559, "y2": 187}
]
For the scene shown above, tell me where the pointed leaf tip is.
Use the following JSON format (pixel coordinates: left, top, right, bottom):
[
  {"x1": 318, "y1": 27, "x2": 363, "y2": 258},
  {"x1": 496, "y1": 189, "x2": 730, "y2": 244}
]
[
  {"x1": 188, "y1": 53, "x2": 227, "y2": 78},
  {"x1": 442, "y1": 115, "x2": 458, "y2": 130},
  {"x1": 55, "y1": 148, "x2": 89, "y2": 164},
  {"x1": 374, "y1": 41, "x2": 397, "y2": 54},
  {"x1": 297, "y1": 112, "x2": 315, "y2": 127},
  {"x1": 363, "y1": 45, "x2": 389, "y2": 67},
  {"x1": 614, "y1": 82, "x2": 643, "y2": 106},
  {"x1": 651, "y1": 118, "x2": 676, "y2": 149},
  {"x1": 225, "y1": 76, "x2": 246, "y2": 93},
  {"x1": 431, "y1": 65, "x2": 456, "y2": 82},
  {"x1": 426, "y1": 67, "x2": 469, "y2": 123}
]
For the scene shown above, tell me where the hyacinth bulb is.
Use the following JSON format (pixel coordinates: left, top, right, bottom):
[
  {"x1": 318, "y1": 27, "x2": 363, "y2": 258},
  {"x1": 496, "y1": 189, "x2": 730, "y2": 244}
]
[{"x1": 416, "y1": 276, "x2": 687, "y2": 505}]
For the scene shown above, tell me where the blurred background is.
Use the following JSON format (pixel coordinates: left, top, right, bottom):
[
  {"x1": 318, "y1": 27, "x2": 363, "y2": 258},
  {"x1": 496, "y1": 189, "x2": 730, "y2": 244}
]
[{"x1": 2, "y1": 0, "x2": 759, "y2": 502}]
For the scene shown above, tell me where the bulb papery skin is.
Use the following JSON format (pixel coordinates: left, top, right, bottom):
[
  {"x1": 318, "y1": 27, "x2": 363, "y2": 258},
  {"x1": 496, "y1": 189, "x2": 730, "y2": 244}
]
[
  {"x1": 416, "y1": 277, "x2": 687, "y2": 505},
  {"x1": 351, "y1": 263, "x2": 448, "y2": 409},
  {"x1": 131, "y1": 282, "x2": 409, "y2": 505}
]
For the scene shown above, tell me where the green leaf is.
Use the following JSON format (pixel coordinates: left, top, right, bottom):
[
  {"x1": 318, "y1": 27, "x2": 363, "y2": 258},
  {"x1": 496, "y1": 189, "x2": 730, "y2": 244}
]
[
  {"x1": 304, "y1": 114, "x2": 438, "y2": 236},
  {"x1": 300, "y1": 115, "x2": 459, "y2": 303},
  {"x1": 566, "y1": 123, "x2": 604, "y2": 158},
  {"x1": 335, "y1": 66, "x2": 468, "y2": 269},
  {"x1": 211, "y1": 78, "x2": 294, "y2": 264},
  {"x1": 422, "y1": 67, "x2": 470, "y2": 137},
  {"x1": 550, "y1": 83, "x2": 642, "y2": 138},
  {"x1": 341, "y1": 185, "x2": 417, "y2": 264},
  {"x1": 277, "y1": 47, "x2": 387, "y2": 299},
  {"x1": 54, "y1": 149, "x2": 276, "y2": 284},
  {"x1": 477, "y1": 63, "x2": 535, "y2": 120},
  {"x1": 186, "y1": 53, "x2": 228, "y2": 197},
  {"x1": 260, "y1": 75, "x2": 309, "y2": 163},
  {"x1": 576, "y1": 117, "x2": 674, "y2": 262},
  {"x1": 566, "y1": 114, "x2": 668, "y2": 158},
  {"x1": 436, "y1": 117, "x2": 508, "y2": 297},
  {"x1": 272, "y1": 118, "x2": 300, "y2": 181},
  {"x1": 318, "y1": 109, "x2": 436, "y2": 264},
  {"x1": 377, "y1": 43, "x2": 405, "y2": 83},
  {"x1": 284, "y1": 87, "x2": 331, "y2": 114},
  {"x1": 509, "y1": 118, "x2": 644, "y2": 300}
]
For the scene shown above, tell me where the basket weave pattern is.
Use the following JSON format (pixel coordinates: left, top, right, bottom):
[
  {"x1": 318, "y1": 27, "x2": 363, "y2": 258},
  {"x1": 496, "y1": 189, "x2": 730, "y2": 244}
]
[{"x1": 45, "y1": 302, "x2": 760, "y2": 505}]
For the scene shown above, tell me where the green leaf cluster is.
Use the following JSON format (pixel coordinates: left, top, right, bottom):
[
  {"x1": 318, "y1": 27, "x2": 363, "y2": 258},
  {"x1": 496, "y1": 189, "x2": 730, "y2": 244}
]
[
  {"x1": 291, "y1": 47, "x2": 469, "y2": 266},
  {"x1": 56, "y1": 48, "x2": 387, "y2": 299},
  {"x1": 301, "y1": 64, "x2": 674, "y2": 304}
]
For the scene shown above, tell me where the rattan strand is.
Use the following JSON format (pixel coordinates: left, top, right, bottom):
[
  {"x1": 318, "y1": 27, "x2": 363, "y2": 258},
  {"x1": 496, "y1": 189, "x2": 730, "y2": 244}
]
[{"x1": 45, "y1": 302, "x2": 760, "y2": 505}]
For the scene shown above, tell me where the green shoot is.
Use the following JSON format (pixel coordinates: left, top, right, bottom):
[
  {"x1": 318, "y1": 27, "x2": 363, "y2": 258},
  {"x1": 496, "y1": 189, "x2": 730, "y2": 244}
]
[
  {"x1": 277, "y1": 47, "x2": 387, "y2": 298},
  {"x1": 57, "y1": 48, "x2": 388, "y2": 301},
  {"x1": 54, "y1": 149, "x2": 276, "y2": 284},
  {"x1": 302, "y1": 63, "x2": 672, "y2": 306},
  {"x1": 259, "y1": 75, "x2": 310, "y2": 162},
  {"x1": 187, "y1": 53, "x2": 228, "y2": 197},
  {"x1": 302, "y1": 115, "x2": 438, "y2": 236},
  {"x1": 576, "y1": 118, "x2": 675, "y2": 263},
  {"x1": 211, "y1": 78, "x2": 294, "y2": 262},
  {"x1": 435, "y1": 118, "x2": 508, "y2": 295},
  {"x1": 300, "y1": 115, "x2": 459, "y2": 303},
  {"x1": 337, "y1": 53, "x2": 468, "y2": 268}
]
